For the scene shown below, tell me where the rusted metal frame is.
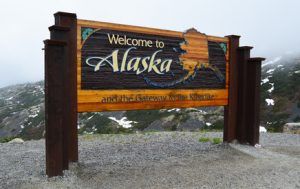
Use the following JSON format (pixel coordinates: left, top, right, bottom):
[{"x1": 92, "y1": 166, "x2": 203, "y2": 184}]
[
  {"x1": 236, "y1": 46, "x2": 253, "y2": 144},
  {"x1": 246, "y1": 58, "x2": 265, "y2": 145},
  {"x1": 53, "y1": 12, "x2": 78, "y2": 162},
  {"x1": 48, "y1": 25, "x2": 71, "y2": 170},
  {"x1": 44, "y1": 39, "x2": 67, "y2": 177},
  {"x1": 45, "y1": 12, "x2": 78, "y2": 177},
  {"x1": 223, "y1": 35, "x2": 240, "y2": 142}
]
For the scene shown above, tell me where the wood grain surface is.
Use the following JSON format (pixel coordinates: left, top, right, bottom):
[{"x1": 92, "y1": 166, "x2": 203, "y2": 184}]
[{"x1": 76, "y1": 19, "x2": 230, "y2": 112}]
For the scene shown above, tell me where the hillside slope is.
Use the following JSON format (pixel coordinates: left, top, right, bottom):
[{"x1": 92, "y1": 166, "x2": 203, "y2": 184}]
[{"x1": 260, "y1": 53, "x2": 300, "y2": 131}]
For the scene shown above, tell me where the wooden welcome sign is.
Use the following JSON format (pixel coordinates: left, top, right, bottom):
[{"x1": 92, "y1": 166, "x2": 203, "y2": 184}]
[
  {"x1": 77, "y1": 20, "x2": 229, "y2": 112},
  {"x1": 44, "y1": 12, "x2": 264, "y2": 177}
]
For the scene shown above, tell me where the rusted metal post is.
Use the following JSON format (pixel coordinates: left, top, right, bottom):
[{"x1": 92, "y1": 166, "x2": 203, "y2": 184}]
[
  {"x1": 223, "y1": 35, "x2": 240, "y2": 142},
  {"x1": 236, "y1": 46, "x2": 253, "y2": 144},
  {"x1": 44, "y1": 40, "x2": 67, "y2": 177},
  {"x1": 224, "y1": 37, "x2": 264, "y2": 145},
  {"x1": 246, "y1": 58, "x2": 265, "y2": 145},
  {"x1": 49, "y1": 25, "x2": 71, "y2": 170},
  {"x1": 53, "y1": 12, "x2": 78, "y2": 162}
]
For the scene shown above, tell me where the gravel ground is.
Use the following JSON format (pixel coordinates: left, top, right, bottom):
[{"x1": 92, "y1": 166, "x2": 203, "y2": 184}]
[{"x1": 0, "y1": 132, "x2": 299, "y2": 189}]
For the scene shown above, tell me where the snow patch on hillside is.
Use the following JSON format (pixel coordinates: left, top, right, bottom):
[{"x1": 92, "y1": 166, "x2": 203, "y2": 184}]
[
  {"x1": 261, "y1": 78, "x2": 269, "y2": 84},
  {"x1": 268, "y1": 83, "x2": 274, "y2": 93},
  {"x1": 266, "y1": 69, "x2": 275, "y2": 74},
  {"x1": 167, "y1": 108, "x2": 181, "y2": 112},
  {"x1": 6, "y1": 96, "x2": 14, "y2": 101},
  {"x1": 260, "y1": 126, "x2": 267, "y2": 133},
  {"x1": 265, "y1": 99, "x2": 274, "y2": 106},
  {"x1": 108, "y1": 117, "x2": 137, "y2": 128},
  {"x1": 28, "y1": 106, "x2": 40, "y2": 118},
  {"x1": 206, "y1": 122, "x2": 212, "y2": 126},
  {"x1": 262, "y1": 56, "x2": 282, "y2": 67},
  {"x1": 87, "y1": 115, "x2": 94, "y2": 120}
]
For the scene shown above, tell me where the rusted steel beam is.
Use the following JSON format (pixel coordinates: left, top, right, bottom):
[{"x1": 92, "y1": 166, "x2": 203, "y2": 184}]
[
  {"x1": 223, "y1": 35, "x2": 240, "y2": 142},
  {"x1": 246, "y1": 57, "x2": 265, "y2": 145},
  {"x1": 53, "y1": 12, "x2": 78, "y2": 162},
  {"x1": 44, "y1": 39, "x2": 67, "y2": 177},
  {"x1": 48, "y1": 25, "x2": 71, "y2": 170},
  {"x1": 236, "y1": 46, "x2": 252, "y2": 144}
]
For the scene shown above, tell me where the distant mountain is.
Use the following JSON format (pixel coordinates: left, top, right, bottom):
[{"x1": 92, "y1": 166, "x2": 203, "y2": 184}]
[
  {"x1": 260, "y1": 53, "x2": 300, "y2": 131},
  {"x1": 0, "y1": 81, "x2": 45, "y2": 140},
  {"x1": 1, "y1": 53, "x2": 299, "y2": 140}
]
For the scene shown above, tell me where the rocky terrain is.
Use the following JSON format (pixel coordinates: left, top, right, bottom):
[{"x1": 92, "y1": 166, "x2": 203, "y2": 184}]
[
  {"x1": 0, "y1": 132, "x2": 299, "y2": 189},
  {"x1": 0, "y1": 53, "x2": 300, "y2": 140}
]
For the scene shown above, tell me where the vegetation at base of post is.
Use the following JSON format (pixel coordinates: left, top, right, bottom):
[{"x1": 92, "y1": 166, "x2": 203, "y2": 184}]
[
  {"x1": 198, "y1": 137, "x2": 222, "y2": 144},
  {"x1": 198, "y1": 137, "x2": 210, "y2": 142},
  {"x1": 212, "y1": 137, "x2": 222, "y2": 144}
]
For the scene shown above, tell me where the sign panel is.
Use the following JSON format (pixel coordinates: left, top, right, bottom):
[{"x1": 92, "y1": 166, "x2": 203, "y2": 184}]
[{"x1": 77, "y1": 20, "x2": 229, "y2": 112}]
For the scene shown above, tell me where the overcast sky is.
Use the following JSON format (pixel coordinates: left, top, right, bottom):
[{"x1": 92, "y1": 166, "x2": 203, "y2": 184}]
[{"x1": 0, "y1": 0, "x2": 299, "y2": 88}]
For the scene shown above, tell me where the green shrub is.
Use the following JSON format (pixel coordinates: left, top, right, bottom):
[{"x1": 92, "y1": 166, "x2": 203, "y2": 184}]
[
  {"x1": 198, "y1": 137, "x2": 222, "y2": 144},
  {"x1": 212, "y1": 138, "x2": 222, "y2": 144},
  {"x1": 198, "y1": 137, "x2": 210, "y2": 142}
]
